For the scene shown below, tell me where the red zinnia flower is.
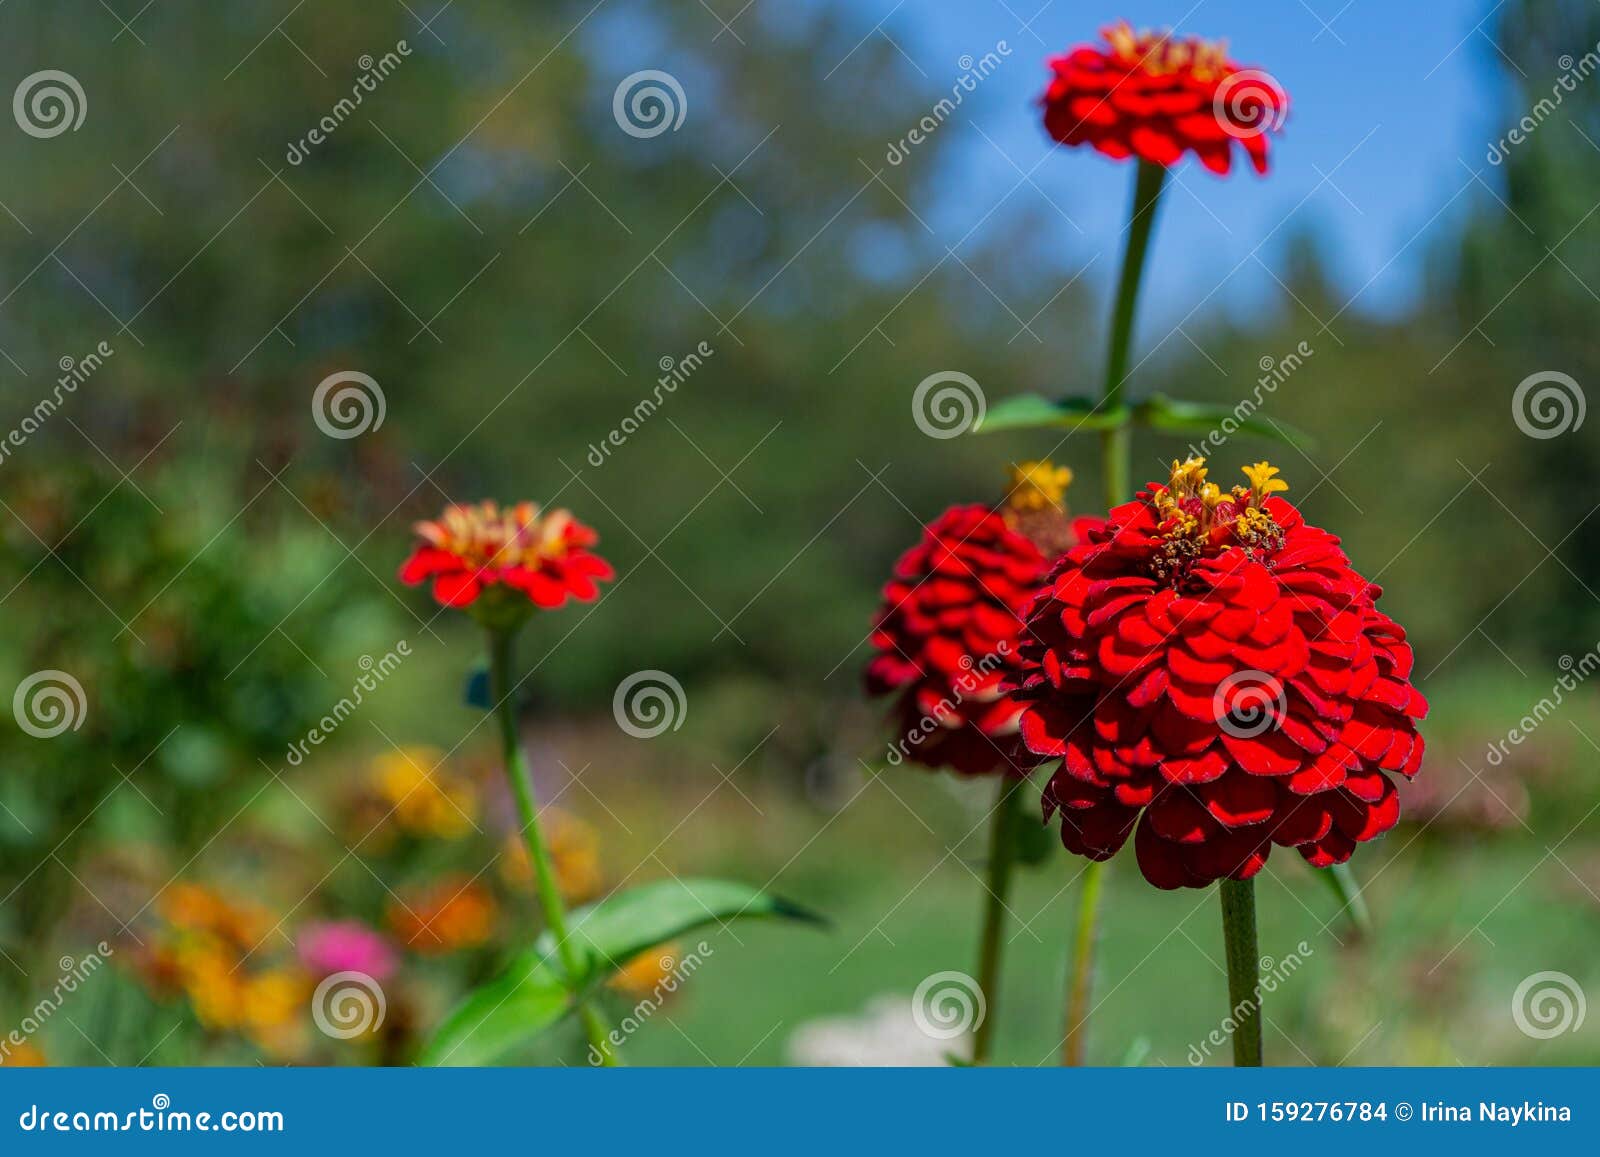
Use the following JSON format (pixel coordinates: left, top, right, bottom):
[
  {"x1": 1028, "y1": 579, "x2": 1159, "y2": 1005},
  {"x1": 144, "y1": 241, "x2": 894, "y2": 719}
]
[
  {"x1": 1041, "y1": 22, "x2": 1287, "y2": 175},
  {"x1": 865, "y1": 462, "x2": 1090, "y2": 777},
  {"x1": 399, "y1": 500, "x2": 614, "y2": 612},
  {"x1": 1014, "y1": 459, "x2": 1426, "y2": 889}
]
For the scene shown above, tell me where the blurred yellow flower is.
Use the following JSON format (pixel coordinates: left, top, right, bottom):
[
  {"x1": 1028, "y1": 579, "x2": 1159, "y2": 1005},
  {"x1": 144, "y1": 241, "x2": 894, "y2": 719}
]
[
  {"x1": 179, "y1": 949, "x2": 246, "y2": 1031},
  {"x1": 500, "y1": 809, "x2": 602, "y2": 903},
  {"x1": 242, "y1": 970, "x2": 309, "y2": 1046},
  {"x1": 369, "y1": 746, "x2": 478, "y2": 839}
]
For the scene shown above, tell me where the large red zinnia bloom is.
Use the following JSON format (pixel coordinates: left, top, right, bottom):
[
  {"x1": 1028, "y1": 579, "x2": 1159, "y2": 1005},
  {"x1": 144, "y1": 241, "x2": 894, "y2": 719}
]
[
  {"x1": 1041, "y1": 22, "x2": 1287, "y2": 175},
  {"x1": 1014, "y1": 459, "x2": 1426, "y2": 889},
  {"x1": 399, "y1": 500, "x2": 613, "y2": 612},
  {"x1": 865, "y1": 462, "x2": 1089, "y2": 777}
]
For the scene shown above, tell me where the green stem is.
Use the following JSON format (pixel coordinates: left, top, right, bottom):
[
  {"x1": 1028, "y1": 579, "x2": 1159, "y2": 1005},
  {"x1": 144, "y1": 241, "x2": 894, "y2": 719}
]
[
  {"x1": 1061, "y1": 858, "x2": 1106, "y2": 1065},
  {"x1": 1219, "y1": 877, "x2": 1263, "y2": 1067},
  {"x1": 1100, "y1": 158, "x2": 1167, "y2": 506},
  {"x1": 970, "y1": 775, "x2": 1023, "y2": 1065},
  {"x1": 488, "y1": 628, "x2": 617, "y2": 1066},
  {"x1": 1059, "y1": 158, "x2": 1168, "y2": 1069}
]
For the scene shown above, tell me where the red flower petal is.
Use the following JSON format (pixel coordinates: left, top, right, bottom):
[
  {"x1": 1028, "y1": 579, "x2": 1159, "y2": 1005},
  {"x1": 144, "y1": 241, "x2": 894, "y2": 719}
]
[{"x1": 1015, "y1": 469, "x2": 1426, "y2": 889}]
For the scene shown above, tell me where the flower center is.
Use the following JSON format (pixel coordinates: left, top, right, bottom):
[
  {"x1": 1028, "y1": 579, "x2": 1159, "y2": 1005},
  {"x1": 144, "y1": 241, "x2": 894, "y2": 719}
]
[
  {"x1": 1103, "y1": 21, "x2": 1231, "y2": 82},
  {"x1": 418, "y1": 501, "x2": 575, "y2": 571},
  {"x1": 1147, "y1": 458, "x2": 1287, "y2": 584},
  {"x1": 1002, "y1": 459, "x2": 1077, "y2": 557},
  {"x1": 1004, "y1": 459, "x2": 1074, "y2": 513}
]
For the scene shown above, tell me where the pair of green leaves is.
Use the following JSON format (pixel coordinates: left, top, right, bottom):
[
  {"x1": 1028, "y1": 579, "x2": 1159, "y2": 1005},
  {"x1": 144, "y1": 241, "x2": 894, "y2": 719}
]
[
  {"x1": 418, "y1": 877, "x2": 821, "y2": 1065},
  {"x1": 974, "y1": 392, "x2": 1313, "y2": 451}
]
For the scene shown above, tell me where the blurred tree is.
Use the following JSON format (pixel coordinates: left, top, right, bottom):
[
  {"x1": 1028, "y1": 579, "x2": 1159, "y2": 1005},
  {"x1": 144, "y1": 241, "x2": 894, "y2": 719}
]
[{"x1": 0, "y1": 1, "x2": 1094, "y2": 985}]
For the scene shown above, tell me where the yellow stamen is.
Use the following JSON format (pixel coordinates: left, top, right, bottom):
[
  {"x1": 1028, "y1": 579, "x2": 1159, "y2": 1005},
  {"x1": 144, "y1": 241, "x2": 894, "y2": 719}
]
[
  {"x1": 1005, "y1": 460, "x2": 1073, "y2": 512},
  {"x1": 1104, "y1": 21, "x2": 1230, "y2": 80},
  {"x1": 1167, "y1": 456, "x2": 1209, "y2": 497},
  {"x1": 1241, "y1": 461, "x2": 1288, "y2": 505}
]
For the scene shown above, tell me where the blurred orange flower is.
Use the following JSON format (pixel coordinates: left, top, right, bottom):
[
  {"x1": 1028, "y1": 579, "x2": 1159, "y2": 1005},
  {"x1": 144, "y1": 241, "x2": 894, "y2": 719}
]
[
  {"x1": 609, "y1": 942, "x2": 683, "y2": 1000},
  {"x1": 499, "y1": 809, "x2": 602, "y2": 904},
  {"x1": 160, "y1": 881, "x2": 273, "y2": 947},
  {"x1": 0, "y1": 1041, "x2": 47, "y2": 1067},
  {"x1": 388, "y1": 876, "x2": 497, "y2": 954}
]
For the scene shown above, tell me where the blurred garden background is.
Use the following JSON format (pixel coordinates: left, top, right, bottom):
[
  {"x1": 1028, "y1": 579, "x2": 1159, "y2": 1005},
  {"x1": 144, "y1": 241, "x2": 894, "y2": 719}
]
[{"x1": 1, "y1": 0, "x2": 1597, "y2": 1066}]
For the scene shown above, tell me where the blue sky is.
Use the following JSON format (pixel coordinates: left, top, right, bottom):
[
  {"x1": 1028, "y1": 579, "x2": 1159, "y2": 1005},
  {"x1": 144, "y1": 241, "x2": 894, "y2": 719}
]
[{"x1": 836, "y1": 0, "x2": 1506, "y2": 325}]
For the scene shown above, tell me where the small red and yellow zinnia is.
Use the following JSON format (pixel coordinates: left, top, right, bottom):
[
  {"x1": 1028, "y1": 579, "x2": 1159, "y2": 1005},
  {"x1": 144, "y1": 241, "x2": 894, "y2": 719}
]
[
  {"x1": 1041, "y1": 21, "x2": 1287, "y2": 175},
  {"x1": 399, "y1": 500, "x2": 613, "y2": 612},
  {"x1": 865, "y1": 461, "x2": 1088, "y2": 777}
]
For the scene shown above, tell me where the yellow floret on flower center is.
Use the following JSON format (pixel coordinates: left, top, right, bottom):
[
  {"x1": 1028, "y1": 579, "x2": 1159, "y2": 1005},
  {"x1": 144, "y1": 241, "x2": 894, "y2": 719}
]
[
  {"x1": 1241, "y1": 460, "x2": 1289, "y2": 504},
  {"x1": 414, "y1": 500, "x2": 577, "y2": 571},
  {"x1": 1148, "y1": 458, "x2": 1288, "y2": 582},
  {"x1": 1104, "y1": 21, "x2": 1231, "y2": 81}
]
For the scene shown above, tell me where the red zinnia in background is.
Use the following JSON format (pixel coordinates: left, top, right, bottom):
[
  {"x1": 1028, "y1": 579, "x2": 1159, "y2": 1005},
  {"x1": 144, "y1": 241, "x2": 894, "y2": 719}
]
[
  {"x1": 865, "y1": 462, "x2": 1089, "y2": 777},
  {"x1": 399, "y1": 500, "x2": 613, "y2": 612},
  {"x1": 1013, "y1": 459, "x2": 1426, "y2": 889},
  {"x1": 1041, "y1": 21, "x2": 1287, "y2": 175}
]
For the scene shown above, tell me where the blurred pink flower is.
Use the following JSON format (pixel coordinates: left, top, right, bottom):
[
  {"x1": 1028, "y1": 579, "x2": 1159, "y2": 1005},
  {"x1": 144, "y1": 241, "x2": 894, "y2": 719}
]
[{"x1": 297, "y1": 920, "x2": 398, "y2": 982}]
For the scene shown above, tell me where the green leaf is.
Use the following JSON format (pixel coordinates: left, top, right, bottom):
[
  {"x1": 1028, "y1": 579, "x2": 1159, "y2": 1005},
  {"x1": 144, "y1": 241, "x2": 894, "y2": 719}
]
[
  {"x1": 417, "y1": 958, "x2": 573, "y2": 1067},
  {"x1": 537, "y1": 877, "x2": 824, "y2": 988},
  {"x1": 1314, "y1": 860, "x2": 1372, "y2": 941},
  {"x1": 973, "y1": 394, "x2": 1131, "y2": 434},
  {"x1": 418, "y1": 877, "x2": 822, "y2": 1065},
  {"x1": 1133, "y1": 394, "x2": 1315, "y2": 452}
]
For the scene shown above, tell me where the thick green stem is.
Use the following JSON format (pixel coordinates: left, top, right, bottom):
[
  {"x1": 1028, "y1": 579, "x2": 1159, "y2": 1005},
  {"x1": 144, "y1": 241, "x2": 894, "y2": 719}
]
[
  {"x1": 1219, "y1": 877, "x2": 1263, "y2": 1067},
  {"x1": 1100, "y1": 158, "x2": 1167, "y2": 506},
  {"x1": 488, "y1": 628, "x2": 617, "y2": 1066},
  {"x1": 1061, "y1": 858, "x2": 1106, "y2": 1065},
  {"x1": 970, "y1": 775, "x2": 1023, "y2": 1065},
  {"x1": 1060, "y1": 159, "x2": 1168, "y2": 1068}
]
